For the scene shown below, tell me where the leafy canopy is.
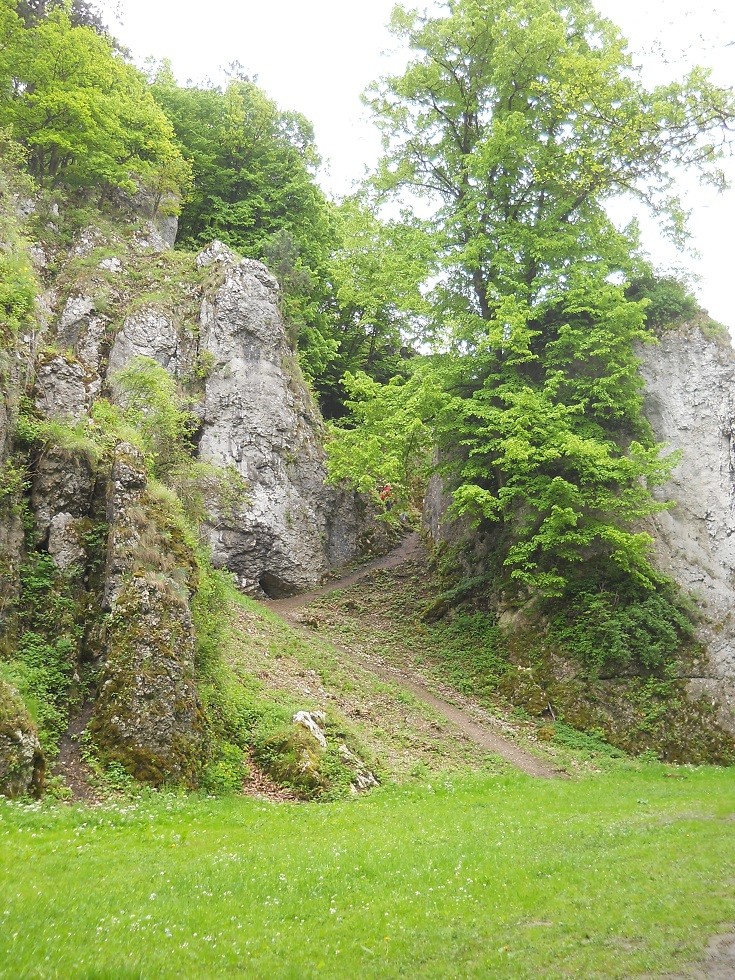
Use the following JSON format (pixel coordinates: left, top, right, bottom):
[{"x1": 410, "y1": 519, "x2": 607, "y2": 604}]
[
  {"x1": 0, "y1": 3, "x2": 188, "y2": 195},
  {"x1": 329, "y1": 0, "x2": 735, "y2": 594}
]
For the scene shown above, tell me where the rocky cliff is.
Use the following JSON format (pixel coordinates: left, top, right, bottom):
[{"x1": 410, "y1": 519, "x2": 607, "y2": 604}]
[
  {"x1": 639, "y1": 322, "x2": 735, "y2": 726},
  {"x1": 0, "y1": 197, "x2": 381, "y2": 797}
]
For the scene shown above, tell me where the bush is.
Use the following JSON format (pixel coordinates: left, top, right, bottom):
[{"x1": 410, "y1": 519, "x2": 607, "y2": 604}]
[
  {"x1": 626, "y1": 271, "x2": 700, "y2": 330},
  {"x1": 547, "y1": 570, "x2": 693, "y2": 676}
]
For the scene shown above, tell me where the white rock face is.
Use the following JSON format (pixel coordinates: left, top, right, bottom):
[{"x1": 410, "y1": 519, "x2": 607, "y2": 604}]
[
  {"x1": 293, "y1": 710, "x2": 328, "y2": 748},
  {"x1": 195, "y1": 244, "x2": 368, "y2": 594},
  {"x1": 639, "y1": 324, "x2": 735, "y2": 722},
  {"x1": 57, "y1": 295, "x2": 108, "y2": 373},
  {"x1": 34, "y1": 234, "x2": 381, "y2": 599},
  {"x1": 34, "y1": 355, "x2": 99, "y2": 422},
  {"x1": 108, "y1": 309, "x2": 180, "y2": 375}
]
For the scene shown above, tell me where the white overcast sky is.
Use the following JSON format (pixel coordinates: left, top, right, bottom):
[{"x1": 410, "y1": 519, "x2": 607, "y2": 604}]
[{"x1": 102, "y1": 0, "x2": 735, "y2": 332}]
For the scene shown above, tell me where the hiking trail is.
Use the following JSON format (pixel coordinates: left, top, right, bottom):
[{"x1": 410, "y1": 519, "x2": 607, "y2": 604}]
[{"x1": 268, "y1": 532, "x2": 563, "y2": 780}]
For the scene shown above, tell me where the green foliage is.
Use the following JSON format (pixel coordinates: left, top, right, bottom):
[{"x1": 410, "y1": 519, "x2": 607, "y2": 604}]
[
  {"x1": 0, "y1": 552, "x2": 80, "y2": 755},
  {"x1": 200, "y1": 741, "x2": 246, "y2": 795},
  {"x1": 311, "y1": 199, "x2": 434, "y2": 415},
  {"x1": 340, "y1": 0, "x2": 735, "y2": 597},
  {"x1": 0, "y1": 454, "x2": 26, "y2": 510},
  {"x1": 108, "y1": 356, "x2": 199, "y2": 480},
  {"x1": 15, "y1": 412, "x2": 100, "y2": 466},
  {"x1": 150, "y1": 69, "x2": 331, "y2": 283},
  {"x1": 326, "y1": 366, "x2": 443, "y2": 509},
  {"x1": 547, "y1": 571, "x2": 694, "y2": 675},
  {"x1": 0, "y1": 131, "x2": 38, "y2": 347},
  {"x1": 0, "y1": 7, "x2": 189, "y2": 195},
  {"x1": 0, "y1": 250, "x2": 36, "y2": 345},
  {"x1": 626, "y1": 268, "x2": 701, "y2": 330},
  {"x1": 548, "y1": 722, "x2": 625, "y2": 757}
]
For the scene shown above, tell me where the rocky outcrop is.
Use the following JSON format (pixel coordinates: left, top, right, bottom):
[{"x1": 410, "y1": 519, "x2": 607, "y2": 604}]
[
  {"x1": 0, "y1": 681, "x2": 44, "y2": 799},
  {"x1": 196, "y1": 246, "x2": 332, "y2": 593},
  {"x1": 193, "y1": 242, "x2": 384, "y2": 594},
  {"x1": 90, "y1": 573, "x2": 206, "y2": 785},
  {"x1": 639, "y1": 323, "x2": 735, "y2": 725},
  {"x1": 86, "y1": 442, "x2": 205, "y2": 783},
  {"x1": 1, "y1": 204, "x2": 383, "y2": 791},
  {"x1": 30, "y1": 444, "x2": 96, "y2": 570},
  {"x1": 36, "y1": 236, "x2": 380, "y2": 597}
]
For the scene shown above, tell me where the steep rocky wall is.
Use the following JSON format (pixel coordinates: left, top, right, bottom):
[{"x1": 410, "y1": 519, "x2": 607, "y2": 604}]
[
  {"x1": 1, "y1": 201, "x2": 381, "y2": 794},
  {"x1": 194, "y1": 243, "x2": 377, "y2": 594},
  {"x1": 639, "y1": 323, "x2": 735, "y2": 723},
  {"x1": 39, "y1": 232, "x2": 376, "y2": 597}
]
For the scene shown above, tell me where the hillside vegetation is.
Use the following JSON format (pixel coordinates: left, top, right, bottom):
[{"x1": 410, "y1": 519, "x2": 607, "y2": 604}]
[{"x1": 0, "y1": 12, "x2": 735, "y2": 976}]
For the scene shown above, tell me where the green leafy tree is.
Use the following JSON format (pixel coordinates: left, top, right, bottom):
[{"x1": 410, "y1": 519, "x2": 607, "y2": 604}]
[
  {"x1": 150, "y1": 68, "x2": 340, "y2": 368},
  {"x1": 0, "y1": 130, "x2": 37, "y2": 346},
  {"x1": 348, "y1": 0, "x2": 735, "y2": 593},
  {"x1": 0, "y1": 7, "x2": 188, "y2": 194},
  {"x1": 16, "y1": 0, "x2": 109, "y2": 34},
  {"x1": 625, "y1": 268, "x2": 701, "y2": 331},
  {"x1": 326, "y1": 367, "x2": 444, "y2": 509},
  {"x1": 314, "y1": 198, "x2": 434, "y2": 416},
  {"x1": 150, "y1": 69, "x2": 332, "y2": 262}
]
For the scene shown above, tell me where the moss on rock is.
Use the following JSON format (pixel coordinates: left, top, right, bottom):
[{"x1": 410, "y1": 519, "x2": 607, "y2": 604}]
[
  {"x1": 90, "y1": 573, "x2": 208, "y2": 786},
  {"x1": 0, "y1": 680, "x2": 44, "y2": 798}
]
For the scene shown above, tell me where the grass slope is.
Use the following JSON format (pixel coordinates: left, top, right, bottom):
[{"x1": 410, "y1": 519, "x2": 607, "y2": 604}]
[
  {"x1": 226, "y1": 592, "x2": 508, "y2": 781},
  {"x1": 1, "y1": 766, "x2": 734, "y2": 978}
]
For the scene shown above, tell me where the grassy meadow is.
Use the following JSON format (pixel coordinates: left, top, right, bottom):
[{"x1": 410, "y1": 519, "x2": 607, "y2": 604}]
[{"x1": 2, "y1": 763, "x2": 734, "y2": 978}]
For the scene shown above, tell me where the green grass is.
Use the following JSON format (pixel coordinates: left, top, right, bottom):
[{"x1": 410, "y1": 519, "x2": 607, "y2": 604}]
[{"x1": 1, "y1": 765, "x2": 734, "y2": 978}]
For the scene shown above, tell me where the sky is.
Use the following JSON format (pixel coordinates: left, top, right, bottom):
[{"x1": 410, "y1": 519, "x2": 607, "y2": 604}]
[{"x1": 102, "y1": 0, "x2": 735, "y2": 332}]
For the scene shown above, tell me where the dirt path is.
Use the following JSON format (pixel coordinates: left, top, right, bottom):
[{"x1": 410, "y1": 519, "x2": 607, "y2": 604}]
[
  {"x1": 272, "y1": 532, "x2": 426, "y2": 615},
  {"x1": 666, "y1": 930, "x2": 735, "y2": 980},
  {"x1": 268, "y1": 533, "x2": 562, "y2": 780},
  {"x1": 52, "y1": 702, "x2": 100, "y2": 803}
]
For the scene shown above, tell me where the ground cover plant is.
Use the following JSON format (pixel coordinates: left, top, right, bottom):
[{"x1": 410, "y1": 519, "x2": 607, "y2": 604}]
[
  {"x1": 1, "y1": 765, "x2": 734, "y2": 978},
  {"x1": 302, "y1": 554, "x2": 735, "y2": 766}
]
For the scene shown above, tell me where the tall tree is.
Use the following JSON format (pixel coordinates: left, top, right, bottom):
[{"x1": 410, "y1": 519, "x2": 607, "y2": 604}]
[
  {"x1": 337, "y1": 0, "x2": 735, "y2": 593},
  {"x1": 150, "y1": 68, "x2": 339, "y2": 366},
  {"x1": 314, "y1": 198, "x2": 434, "y2": 416},
  {"x1": 0, "y1": 6, "x2": 187, "y2": 195},
  {"x1": 16, "y1": 0, "x2": 110, "y2": 34}
]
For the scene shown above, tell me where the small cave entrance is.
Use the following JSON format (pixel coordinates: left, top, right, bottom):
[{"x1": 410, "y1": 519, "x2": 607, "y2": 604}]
[{"x1": 259, "y1": 571, "x2": 298, "y2": 599}]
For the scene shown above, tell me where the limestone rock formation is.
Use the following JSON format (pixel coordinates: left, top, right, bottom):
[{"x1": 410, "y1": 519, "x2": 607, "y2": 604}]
[
  {"x1": 0, "y1": 681, "x2": 44, "y2": 799},
  {"x1": 90, "y1": 573, "x2": 206, "y2": 785},
  {"x1": 85, "y1": 442, "x2": 205, "y2": 783},
  {"x1": 30, "y1": 444, "x2": 96, "y2": 570},
  {"x1": 0, "y1": 203, "x2": 382, "y2": 790},
  {"x1": 195, "y1": 242, "x2": 368, "y2": 594},
  {"x1": 639, "y1": 323, "x2": 735, "y2": 724}
]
